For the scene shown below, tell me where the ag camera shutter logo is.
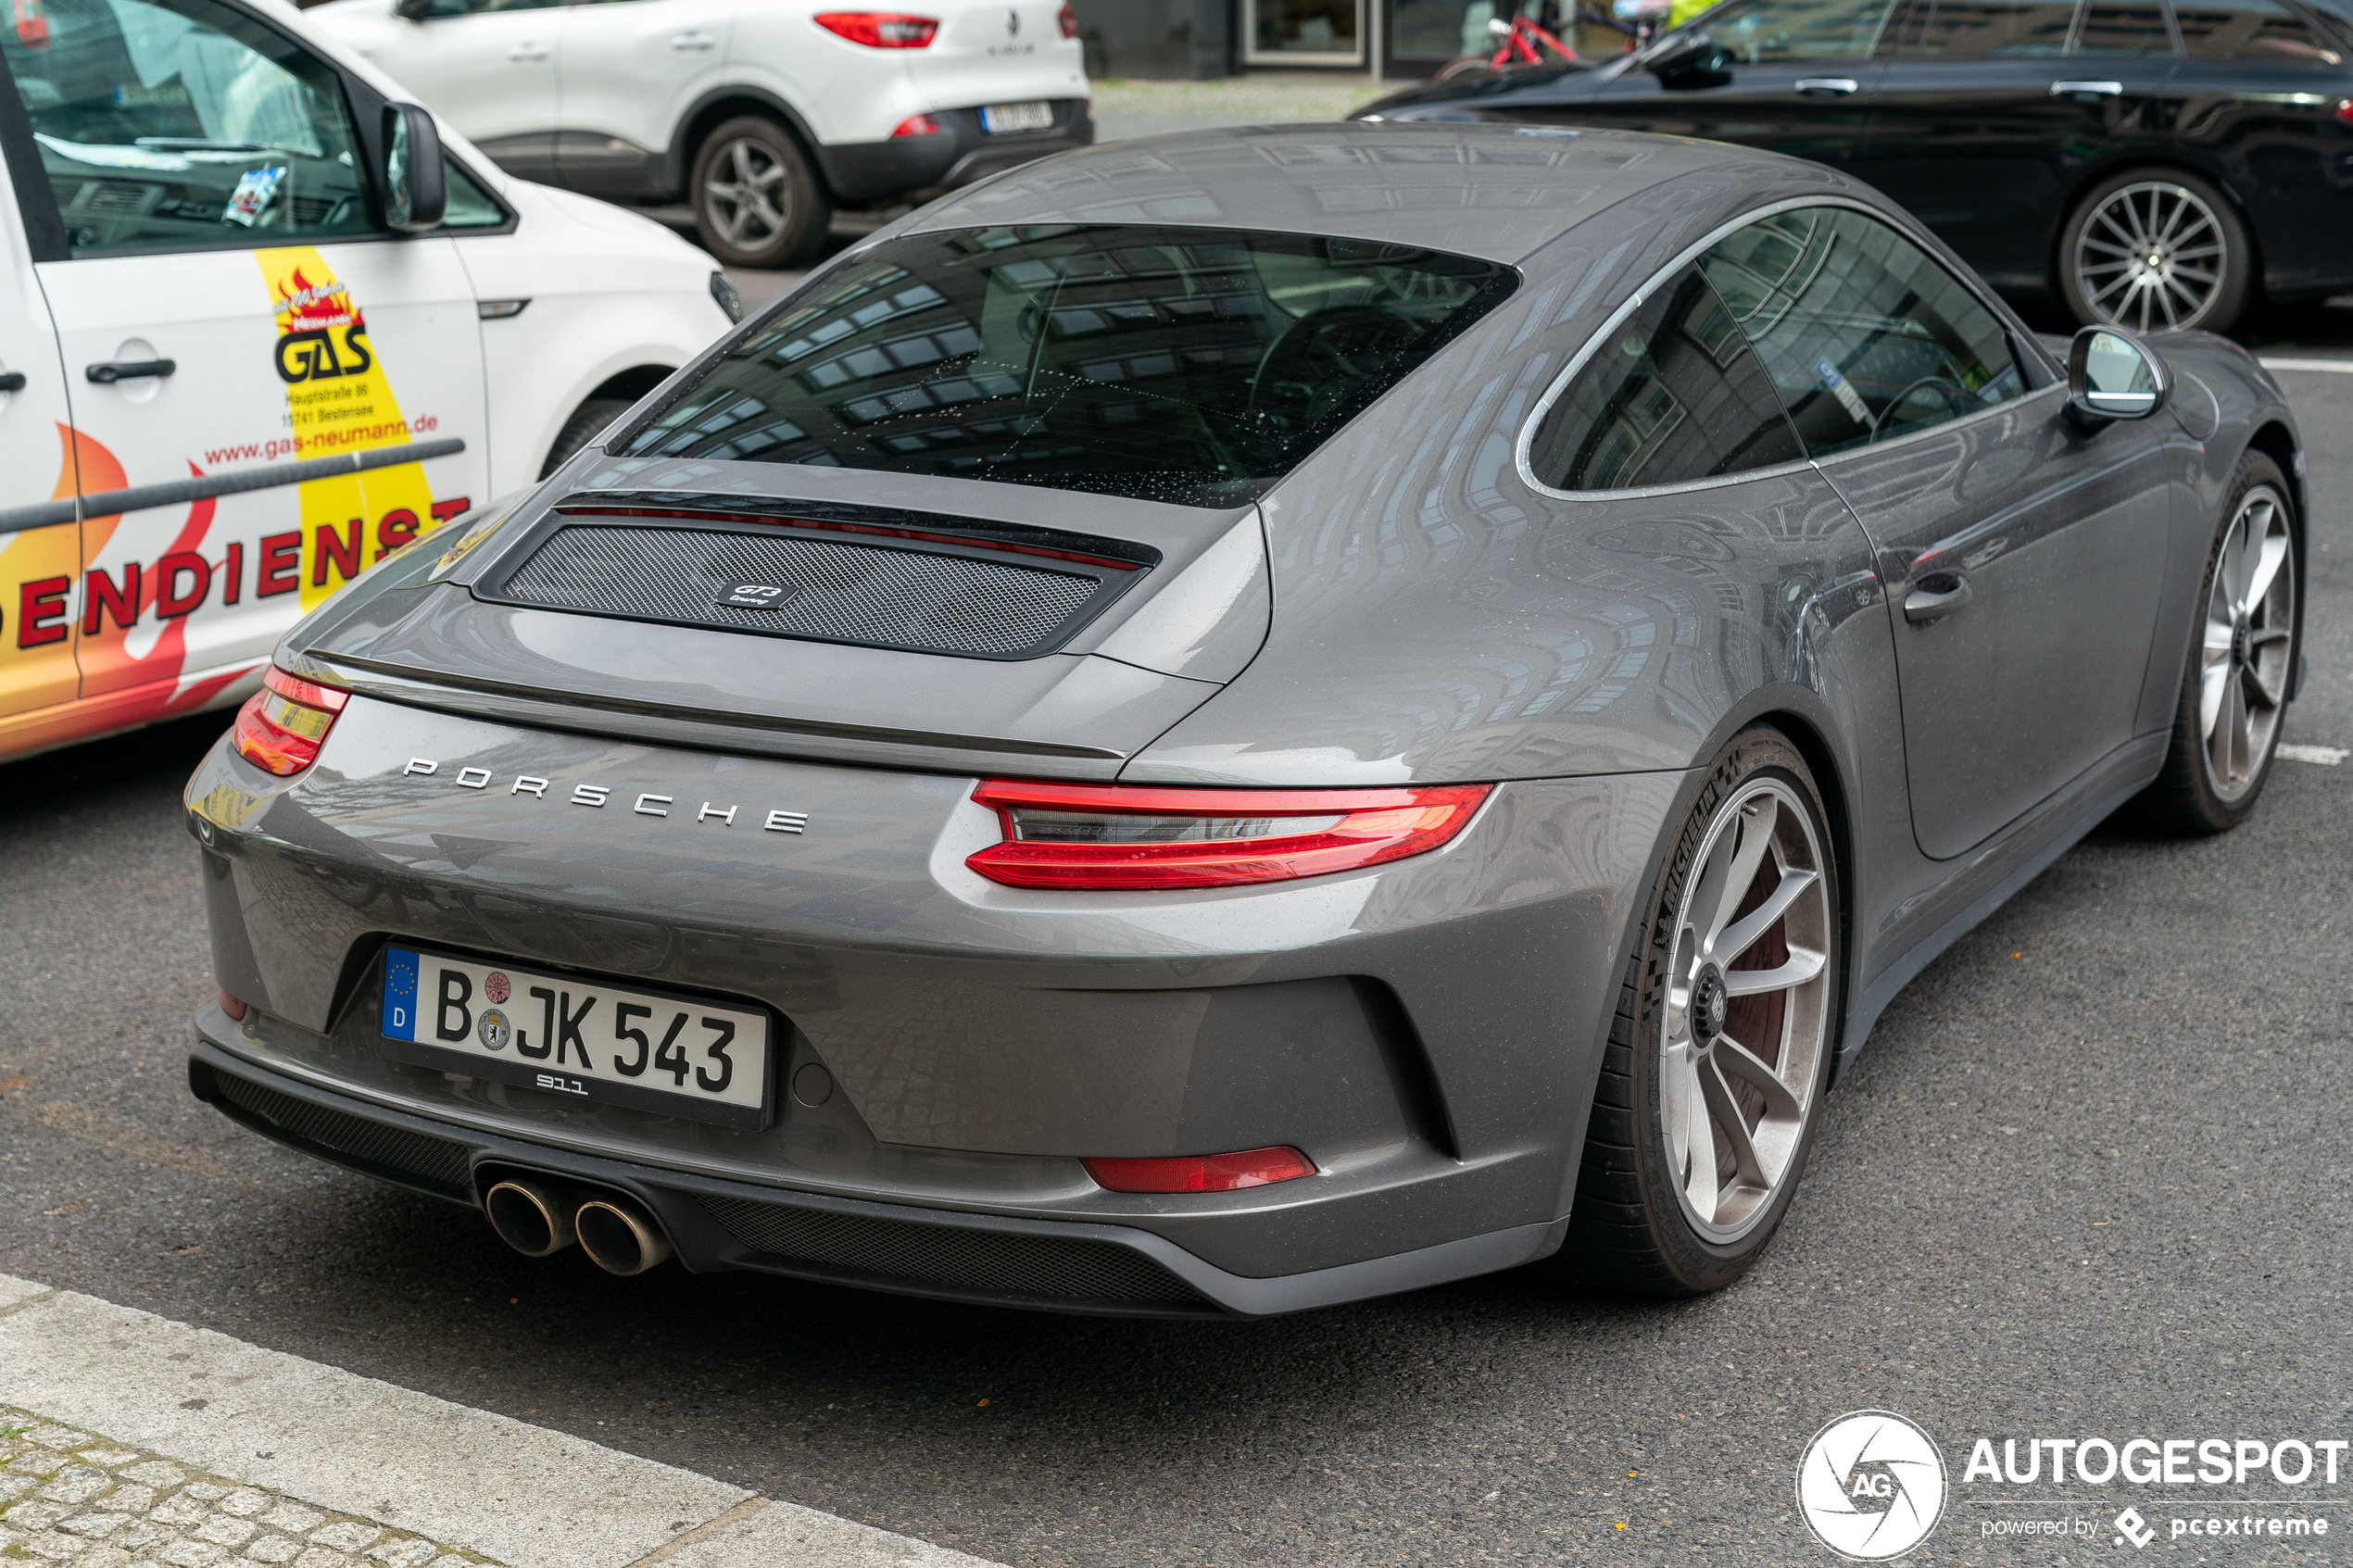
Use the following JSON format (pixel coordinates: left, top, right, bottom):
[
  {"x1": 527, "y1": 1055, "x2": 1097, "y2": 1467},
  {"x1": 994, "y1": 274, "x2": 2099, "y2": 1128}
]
[{"x1": 1796, "y1": 1411, "x2": 1948, "y2": 1560}]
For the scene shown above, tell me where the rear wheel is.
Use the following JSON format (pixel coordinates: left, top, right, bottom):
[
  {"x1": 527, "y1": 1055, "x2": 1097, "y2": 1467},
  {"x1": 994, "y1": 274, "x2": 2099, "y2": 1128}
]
[
  {"x1": 690, "y1": 116, "x2": 831, "y2": 270},
  {"x1": 538, "y1": 395, "x2": 633, "y2": 480},
  {"x1": 2058, "y1": 168, "x2": 2252, "y2": 334},
  {"x1": 1559, "y1": 726, "x2": 1839, "y2": 1296},
  {"x1": 2132, "y1": 451, "x2": 2298, "y2": 833}
]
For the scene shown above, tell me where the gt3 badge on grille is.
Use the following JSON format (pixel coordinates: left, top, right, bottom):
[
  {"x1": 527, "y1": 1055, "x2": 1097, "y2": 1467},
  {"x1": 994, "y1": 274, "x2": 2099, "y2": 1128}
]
[{"x1": 715, "y1": 578, "x2": 802, "y2": 610}]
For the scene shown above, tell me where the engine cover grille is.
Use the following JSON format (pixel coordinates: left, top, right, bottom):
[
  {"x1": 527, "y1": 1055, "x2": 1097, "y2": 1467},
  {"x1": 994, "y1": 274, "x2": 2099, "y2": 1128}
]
[
  {"x1": 695, "y1": 1193, "x2": 1208, "y2": 1311},
  {"x1": 486, "y1": 521, "x2": 1116, "y2": 659}
]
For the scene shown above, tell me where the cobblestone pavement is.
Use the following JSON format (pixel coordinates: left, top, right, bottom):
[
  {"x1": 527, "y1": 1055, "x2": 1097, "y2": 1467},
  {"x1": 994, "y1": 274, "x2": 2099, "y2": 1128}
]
[{"x1": 0, "y1": 1411, "x2": 498, "y2": 1568}]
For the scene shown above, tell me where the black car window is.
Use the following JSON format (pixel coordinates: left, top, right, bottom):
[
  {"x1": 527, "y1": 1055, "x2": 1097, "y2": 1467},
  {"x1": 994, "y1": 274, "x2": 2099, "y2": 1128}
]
[
  {"x1": 1692, "y1": 0, "x2": 1898, "y2": 61},
  {"x1": 1525, "y1": 266, "x2": 1805, "y2": 492},
  {"x1": 1891, "y1": 0, "x2": 2078, "y2": 56},
  {"x1": 2071, "y1": 0, "x2": 2178, "y2": 53},
  {"x1": 2173, "y1": 0, "x2": 2343, "y2": 57},
  {"x1": 1697, "y1": 207, "x2": 2029, "y2": 458},
  {"x1": 617, "y1": 224, "x2": 1516, "y2": 508},
  {"x1": 0, "y1": 0, "x2": 377, "y2": 256}
]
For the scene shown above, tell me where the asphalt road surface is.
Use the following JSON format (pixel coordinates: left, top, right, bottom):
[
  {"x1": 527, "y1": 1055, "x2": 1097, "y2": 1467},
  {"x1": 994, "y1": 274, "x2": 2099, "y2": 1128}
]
[{"x1": 5, "y1": 309, "x2": 2351, "y2": 1567}]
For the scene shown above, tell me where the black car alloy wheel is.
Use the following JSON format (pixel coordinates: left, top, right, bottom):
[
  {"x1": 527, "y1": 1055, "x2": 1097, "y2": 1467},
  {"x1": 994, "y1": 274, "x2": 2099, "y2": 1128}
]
[{"x1": 2061, "y1": 168, "x2": 2252, "y2": 334}]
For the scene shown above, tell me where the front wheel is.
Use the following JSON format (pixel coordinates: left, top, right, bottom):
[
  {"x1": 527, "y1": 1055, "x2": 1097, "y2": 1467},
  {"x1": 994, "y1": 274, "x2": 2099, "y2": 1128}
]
[
  {"x1": 2057, "y1": 168, "x2": 2252, "y2": 334},
  {"x1": 690, "y1": 117, "x2": 831, "y2": 270},
  {"x1": 2130, "y1": 451, "x2": 2298, "y2": 834},
  {"x1": 1558, "y1": 726, "x2": 1840, "y2": 1296}
]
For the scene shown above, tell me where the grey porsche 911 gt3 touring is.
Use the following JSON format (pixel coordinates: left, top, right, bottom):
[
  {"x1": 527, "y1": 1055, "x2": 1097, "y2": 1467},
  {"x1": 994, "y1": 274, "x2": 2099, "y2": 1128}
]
[{"x1": 184, "y1": 123, "x2": 2305, "y2": 1315}]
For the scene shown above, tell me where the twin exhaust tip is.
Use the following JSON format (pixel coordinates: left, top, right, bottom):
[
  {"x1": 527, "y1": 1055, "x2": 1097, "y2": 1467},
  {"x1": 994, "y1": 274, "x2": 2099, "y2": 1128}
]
[{"x1": 484, "y1": 1177, "x2": 673, "y2": 1275}]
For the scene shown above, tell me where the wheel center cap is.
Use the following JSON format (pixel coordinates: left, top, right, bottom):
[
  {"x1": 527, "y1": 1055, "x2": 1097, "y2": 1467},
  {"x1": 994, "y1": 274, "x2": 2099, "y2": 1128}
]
[
  {"x1": 1692, "y1": 965, "x2": 1730, "y2": 1047},
  {"x1": 2232, "y1": 621, "x2": 2251, "y2": 665}
]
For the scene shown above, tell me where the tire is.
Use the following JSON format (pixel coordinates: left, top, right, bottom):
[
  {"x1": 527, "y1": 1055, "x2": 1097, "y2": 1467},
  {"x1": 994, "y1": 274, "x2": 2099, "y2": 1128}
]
[
  {"x1": 538, "y1": 396, "x2": 633, "y2": 480},
  {"x1": 2130, "y1": 451, "x2": 2298, "y2": 834},
  {"x1": 2057, "y1": 167, "x2": 2253, "y2": 335},
  {"x1": 689, "y1": 116, "x2": 831, "y2": 270},
  {"x1": 1557, "y1": 726, "x2": 1841, "y2": 1297}
]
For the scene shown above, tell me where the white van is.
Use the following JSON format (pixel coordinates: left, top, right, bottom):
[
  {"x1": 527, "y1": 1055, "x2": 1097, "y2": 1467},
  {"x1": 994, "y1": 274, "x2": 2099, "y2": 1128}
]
[{"x1": 0, "y1": 0, "x2": 732, "y2": 762}]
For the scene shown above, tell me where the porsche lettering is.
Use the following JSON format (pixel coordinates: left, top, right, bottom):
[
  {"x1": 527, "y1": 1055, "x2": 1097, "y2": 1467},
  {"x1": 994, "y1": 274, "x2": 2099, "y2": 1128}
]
[{"x1": 399, "y1": 759, "x2": 810, "y2": 831}]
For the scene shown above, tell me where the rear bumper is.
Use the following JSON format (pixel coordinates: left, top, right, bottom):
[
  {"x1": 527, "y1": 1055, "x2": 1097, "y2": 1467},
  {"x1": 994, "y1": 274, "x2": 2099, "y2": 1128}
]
[
  {"x1": 816, "y1": 100, "x2": 1092, "y2": 204},
  {"x1": 189, "y1": 1032, "x2": 1564, "y2": 1318}
]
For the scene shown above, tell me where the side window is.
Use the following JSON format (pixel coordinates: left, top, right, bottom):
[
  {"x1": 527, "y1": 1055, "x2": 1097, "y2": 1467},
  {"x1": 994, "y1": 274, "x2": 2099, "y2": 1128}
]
[
  {"x1": 1891, "y1": 0, "x2": 2078, "y2": 56},
  {"x1": 0, "y1": 0, "x2": 376, "y2": 256},
  {"x1": 2071, "y1": 1, "x2": 2178, "y2": 54},
  {"x1": 441, "y1": 158, "x2": 506, "y2": 227},
  {"x1": 1697, "y1": 0, "x2": 1898, "y2": 61},
  {"x1": 2172, "y1": 0, "x2": 2343, "y2": 59},
  {"x1": 1697, "y1": 207, "x2": 2029, "y2": 458},
  {"x1": 1526, "y1": 266, "x2": 1806, "y2": 493}
]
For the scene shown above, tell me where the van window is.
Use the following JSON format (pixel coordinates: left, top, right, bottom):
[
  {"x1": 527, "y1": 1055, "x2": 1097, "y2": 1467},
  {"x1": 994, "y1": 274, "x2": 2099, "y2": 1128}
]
[{"x1": 0, "y1": 0, "x2": 376, "y2": 255}]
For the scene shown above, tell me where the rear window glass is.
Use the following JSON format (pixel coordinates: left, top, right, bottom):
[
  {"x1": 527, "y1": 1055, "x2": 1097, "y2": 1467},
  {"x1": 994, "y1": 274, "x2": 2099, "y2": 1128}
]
[
  {"x1": 616, "y1": 223, "x2": 1517, "y2": 508},
  {"x1": 2174, "y1": 0, "x2": 2343, "y2": 57}
]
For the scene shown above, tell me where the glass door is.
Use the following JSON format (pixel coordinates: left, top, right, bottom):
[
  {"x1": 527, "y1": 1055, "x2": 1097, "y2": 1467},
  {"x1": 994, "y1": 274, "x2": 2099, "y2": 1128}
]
[{"x1": 1245, "y1": 0, "x2": 1366, "y2": 64}]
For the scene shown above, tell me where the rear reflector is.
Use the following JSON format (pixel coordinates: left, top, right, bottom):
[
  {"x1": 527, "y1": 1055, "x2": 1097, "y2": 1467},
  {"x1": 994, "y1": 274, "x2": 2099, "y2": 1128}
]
[
  {"x1": 966, "y1": 780, "x2": 1491, "y2": 890},
  {"x1": 218, "y1": 990, "x2": 249, "y2": 1022},
  {"x1": 812, "y1": 10, "x2": 937, "y2": 46},
  {"x1": 1083, "y1": 1147, "x2": 1315, "y2": 1194},
  {"x1": 230, "y1": 663, "x2": 348, "y2": 777},
  {"x1": 890, "y1": 113, "x2": 941, "y2": 138}
]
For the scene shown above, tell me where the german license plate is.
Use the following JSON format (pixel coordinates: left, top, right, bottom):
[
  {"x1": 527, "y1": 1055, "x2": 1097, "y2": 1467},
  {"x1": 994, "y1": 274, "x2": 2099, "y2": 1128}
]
[
  {"x1": 979, "y1": 100, "x2": 1053, "y2": 133},
  {"x1": 378, "y1": 947, "x2": 772, "y2": 1130}
]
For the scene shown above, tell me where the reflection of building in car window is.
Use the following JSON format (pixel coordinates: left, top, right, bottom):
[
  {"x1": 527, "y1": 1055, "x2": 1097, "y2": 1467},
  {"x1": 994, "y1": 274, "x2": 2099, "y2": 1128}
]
[
  {"x1": 1700, "y1": 207, "x2": 2026, "y2": 456},
  {"x1": 1, "y1": 0, "x2": 372, "y2": 255},
  {"x1": 1708, "y1": 0, "x2": 1893, "y2": 61},
  {"x1": 2173, "y1": 0, "x2": 2341, "y2": 59},
  {"x1": 620, "y1": 224, "x2": 1516, "y2": 508}
]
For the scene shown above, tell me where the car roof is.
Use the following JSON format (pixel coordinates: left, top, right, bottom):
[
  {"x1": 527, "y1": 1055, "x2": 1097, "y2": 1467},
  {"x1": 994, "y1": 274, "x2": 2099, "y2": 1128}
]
[{"x1": 902, "y1": 122, "x2": 1833, "y2": 265}]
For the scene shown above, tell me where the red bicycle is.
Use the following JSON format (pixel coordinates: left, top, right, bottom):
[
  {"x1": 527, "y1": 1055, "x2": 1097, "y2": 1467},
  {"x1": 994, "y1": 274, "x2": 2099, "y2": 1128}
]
[{"x1": 1436, "y1": 4, "x2": 1577, "y2": 80}]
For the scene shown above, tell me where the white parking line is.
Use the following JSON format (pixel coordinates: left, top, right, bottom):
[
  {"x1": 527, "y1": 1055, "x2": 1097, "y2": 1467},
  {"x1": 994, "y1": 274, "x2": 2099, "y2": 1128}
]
[
  {"x1": 2257, "y1": 357, "x2": 2353, "y2": 373},
  {"x1": 0, "y1": 1274, "x2": 997, "y2": 1568},
  {"x1": 2278, "y1": 743, "x2": 2348, "y2": 765}
]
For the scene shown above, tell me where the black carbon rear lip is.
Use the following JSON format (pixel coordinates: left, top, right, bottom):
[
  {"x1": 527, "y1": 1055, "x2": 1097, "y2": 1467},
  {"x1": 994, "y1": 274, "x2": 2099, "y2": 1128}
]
[{"x1": 186, "y1": 1035, "x2": 1565, "y2": 1319}]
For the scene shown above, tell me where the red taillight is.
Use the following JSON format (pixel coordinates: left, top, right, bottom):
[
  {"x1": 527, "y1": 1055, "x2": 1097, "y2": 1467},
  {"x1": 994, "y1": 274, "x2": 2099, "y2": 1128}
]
[
  {"x1": 2338, "y1": 97, "x2": 2353, "y2": 126},
  {"x1": 812, "y1": 10, "x2": 937, "y2": 46},
  {"x1": 218, "y1": 990, "x2": 249, "y2": 1022},
  {"x1": 230, "y1": 663, "x2": 348, "y2": 777},
  {"x1": 965, "y1": 780, "x2": 1491, "y2": 890},
  {"x1": 1057, "y1": 1, "x2": 1076, "y2": 38},
  {"x1": 890, "y1": 112, "x2": 941, "y2": 137},
  {"x1": 1084, "y1": 1147, "x2": 1315, "y2": 1194}
]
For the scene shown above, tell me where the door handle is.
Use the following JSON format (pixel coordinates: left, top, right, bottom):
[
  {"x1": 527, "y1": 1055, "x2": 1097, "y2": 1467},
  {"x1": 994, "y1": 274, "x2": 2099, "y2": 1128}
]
[
  {"x1": 1903, "y1": 571, "x2": 1972, "y2": 624},
  {"x1": 0, "y1": 371, "x2": 26, "y2": 393},
  {"x1": 507, "y1": 42, "x2": 548, "y2": 60},
  {"x1": 2050, "y1": 79, "x2": 2123, "y2": 96},
  {"x1": 1793, "y1": 77, "x2": 1859, "y2": 94},
  {"x1": 86, "y1": 358, "x2": 175, "y2": 383},
  {"x1": 668, "y1": 29, "x2": 715, "y2": 48}
]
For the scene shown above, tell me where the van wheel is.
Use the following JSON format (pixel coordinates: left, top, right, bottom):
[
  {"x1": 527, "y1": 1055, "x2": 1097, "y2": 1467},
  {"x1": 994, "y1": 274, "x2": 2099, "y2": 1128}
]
[
  {"x1": 2058, "y1": 168, "x2": 2251, "y2": 334},
  {"x1": 539, "y1": 396, "x2": 633, "y2": 480},
  {"x1": 690, "y1": 117, "x2": 830, "y2": 270}
]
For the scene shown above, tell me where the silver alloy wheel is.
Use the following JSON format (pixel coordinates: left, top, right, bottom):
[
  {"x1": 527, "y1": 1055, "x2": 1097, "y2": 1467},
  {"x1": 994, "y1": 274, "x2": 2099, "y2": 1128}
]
[
  {"x1": 1660, "y1": 778, "x2": 1832, "y2": 1244},
  {"x1": 2199, "y1": 484, "x2": 2295, "y2": 801},
  {"x1": 702, "y1": 137, "x2": 790, "y2": 250},
  {"x1": 2073, "y1": 181, "x2": 2228, "y2": 332}
]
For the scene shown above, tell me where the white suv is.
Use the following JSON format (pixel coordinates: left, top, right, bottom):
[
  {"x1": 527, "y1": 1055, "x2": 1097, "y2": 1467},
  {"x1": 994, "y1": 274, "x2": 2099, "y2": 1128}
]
[{"x1": 306, "y1": 0, "x2": 1094, "y2": 268}]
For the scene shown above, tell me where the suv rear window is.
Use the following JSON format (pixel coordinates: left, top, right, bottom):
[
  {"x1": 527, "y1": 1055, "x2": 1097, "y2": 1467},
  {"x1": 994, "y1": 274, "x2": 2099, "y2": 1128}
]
[{"x1": 616, "y1": 223, "x2": 1517, "y2": 508}]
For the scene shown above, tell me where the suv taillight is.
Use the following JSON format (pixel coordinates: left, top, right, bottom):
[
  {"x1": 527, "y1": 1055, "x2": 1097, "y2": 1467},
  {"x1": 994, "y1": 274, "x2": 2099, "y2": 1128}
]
[
  {"x1": 813, "y1": 10, "x2": 937, "y2": 46},
  {"x1": 965, "y1": 780, "x2": 1491, "y2": 890},
  {"x1": 1058, "y1": 2, "x2": 1076, "y2": 38},
  {"x1": 231, "y1": 663, "x2": 348, "y2": 776}
]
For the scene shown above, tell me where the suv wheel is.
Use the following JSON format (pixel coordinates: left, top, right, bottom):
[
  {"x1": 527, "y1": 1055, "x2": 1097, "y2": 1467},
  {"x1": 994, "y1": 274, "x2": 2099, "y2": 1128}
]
[
  {"x1": 690, "y1": 116, "x2": 831, "y2": 270},
  {"x1": 2058, "y1": 167, "x2": 2252, "y2": 334}
]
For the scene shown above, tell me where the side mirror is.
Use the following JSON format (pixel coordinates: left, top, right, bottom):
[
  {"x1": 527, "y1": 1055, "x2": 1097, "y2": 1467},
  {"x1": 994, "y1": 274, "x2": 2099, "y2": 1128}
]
[
  {"x1": 393, "y1": 0, "x2": 435, "y2": 20},
  {"x1": 2067, "y1": 324, "x2": 2169, "y2": 429},
  {"x1": 382, "y1": 103, "x2": 447, "y2": 233}
]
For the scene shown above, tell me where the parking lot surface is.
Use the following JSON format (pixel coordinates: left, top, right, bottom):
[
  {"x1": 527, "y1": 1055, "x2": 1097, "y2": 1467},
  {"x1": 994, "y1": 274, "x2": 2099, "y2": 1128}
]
[{"x1": 3, "y1": 312, "x2": 2348, "y2": 1566}]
